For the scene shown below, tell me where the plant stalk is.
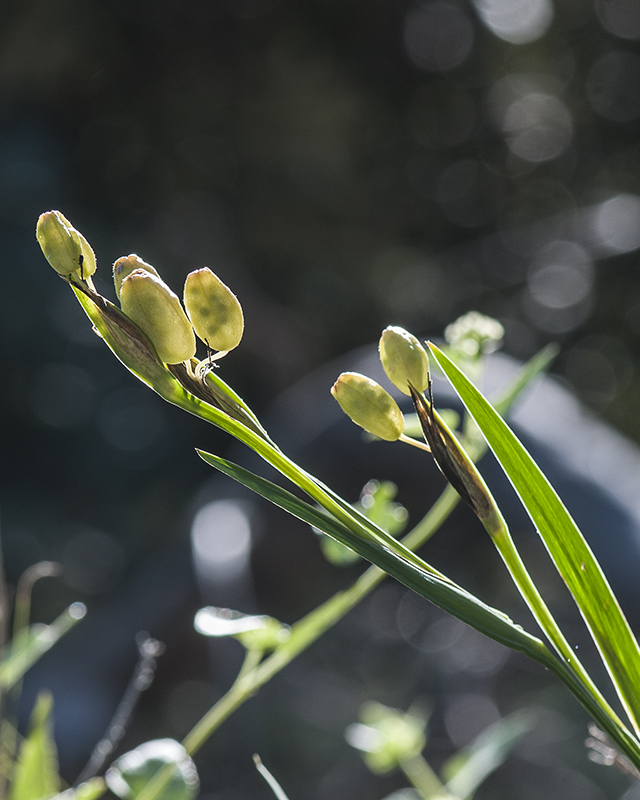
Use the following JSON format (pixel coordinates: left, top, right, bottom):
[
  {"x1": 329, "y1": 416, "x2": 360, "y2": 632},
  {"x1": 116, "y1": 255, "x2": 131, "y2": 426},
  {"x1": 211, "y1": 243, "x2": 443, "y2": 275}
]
[{"x1": 401, "y1": 753, "x2": 456, "y2": 800}]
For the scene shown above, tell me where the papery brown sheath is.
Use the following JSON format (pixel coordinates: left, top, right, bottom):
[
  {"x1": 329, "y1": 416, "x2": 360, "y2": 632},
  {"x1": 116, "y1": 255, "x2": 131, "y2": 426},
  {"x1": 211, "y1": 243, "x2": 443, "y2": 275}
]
[{"x1": 409, "y1": 381, "x2": 496, "y2": 525}]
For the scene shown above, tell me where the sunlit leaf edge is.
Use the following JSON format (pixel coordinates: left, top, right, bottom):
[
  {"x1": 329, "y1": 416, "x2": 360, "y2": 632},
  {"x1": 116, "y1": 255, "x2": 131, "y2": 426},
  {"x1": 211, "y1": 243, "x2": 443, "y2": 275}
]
[{"x1": 429, "y1": 342, "x2": 640, "y2": 736}]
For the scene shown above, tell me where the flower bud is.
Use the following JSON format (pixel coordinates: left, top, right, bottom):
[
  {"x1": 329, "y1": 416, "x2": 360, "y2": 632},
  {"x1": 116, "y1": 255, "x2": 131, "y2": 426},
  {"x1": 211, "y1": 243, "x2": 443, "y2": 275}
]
[
  {"x1": 113, "y1": 254, "x2": 161, "y2": 299},
  {"x1": 183, "y1": 267, "x2": 244, "y2": 352},
  {"x1": 36, "y1": 210, "x2": 96, "y2": 279},
  {"x1": 410, "y1": 383, "x2": 500, "y2": 531},
  {"x1": 379, "y1": 326, "x2": 429, "y2": 396},
  {"x1": 120, "y1": 270, "x2": 196, "y2": 364},
  {"x1": 331, "y1": 372, "x2": 404, "y2": 441}
]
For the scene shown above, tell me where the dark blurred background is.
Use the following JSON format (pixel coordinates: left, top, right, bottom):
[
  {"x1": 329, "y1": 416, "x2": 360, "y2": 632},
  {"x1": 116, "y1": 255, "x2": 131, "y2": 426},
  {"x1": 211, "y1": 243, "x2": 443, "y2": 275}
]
[{"x1": 2, "y1": 0, "x2": 640, "y2": 798}]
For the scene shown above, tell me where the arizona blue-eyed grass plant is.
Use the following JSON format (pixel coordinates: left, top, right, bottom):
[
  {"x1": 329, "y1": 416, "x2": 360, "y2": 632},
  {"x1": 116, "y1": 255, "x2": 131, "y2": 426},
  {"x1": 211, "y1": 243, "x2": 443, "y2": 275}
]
[{"x1": 35, "y1": 210, "x2": 640, "y2": 797}]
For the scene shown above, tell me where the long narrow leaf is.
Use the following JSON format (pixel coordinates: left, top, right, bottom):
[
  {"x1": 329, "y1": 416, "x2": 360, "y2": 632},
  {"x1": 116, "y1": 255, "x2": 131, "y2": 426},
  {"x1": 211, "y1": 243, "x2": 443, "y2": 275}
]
[
  {"x1": 429, "y1": 342, "x2": 640, "y2": 736},
  {"x1": 493, "y1": 344, "x2": 559, "y2": 416},
  {"x1": 9, "y1": 692, "x2": 60, "y2": 800},
  {"x1": 197, "y1": 450, "x2": 553, "y2": 659},
  {"x1": 442, "y1": 710, "x2": 533, "y2": 800},
  {"x1": 0, "y1": 603, "x2": 86, "y2": 690},
  {"x1": 199, "y1": 451, "x2": 640, "y2": 765}
]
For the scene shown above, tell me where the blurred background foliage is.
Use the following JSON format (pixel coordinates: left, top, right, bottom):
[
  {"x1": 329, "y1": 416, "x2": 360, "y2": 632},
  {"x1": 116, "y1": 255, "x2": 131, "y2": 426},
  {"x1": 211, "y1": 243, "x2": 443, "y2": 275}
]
[{"x1": 2, "y1": 0, "x2": 640, "y2": 797}]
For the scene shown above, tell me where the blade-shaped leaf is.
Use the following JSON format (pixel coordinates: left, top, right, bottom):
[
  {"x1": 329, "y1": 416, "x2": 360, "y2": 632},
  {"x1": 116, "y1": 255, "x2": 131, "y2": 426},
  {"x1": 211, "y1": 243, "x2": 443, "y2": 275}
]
[
  {"x1": 492, "y1": 344, "x2": 559, "y2": 417},
  {"x1": 0, "y1": 603, "x2": 86, "y2": 690},
  {"x1": 9, "y1": 692, "x2": 60, "y2": 800},
  {"x1": 442, "y1": 710, "x2": 534, "y2": 799},
  {"x1": 429, "y1": 342, "x2": 640, "y2": 736},
  {"x1": 196, "y1": 450, "x2": 556, "y2": 660}
]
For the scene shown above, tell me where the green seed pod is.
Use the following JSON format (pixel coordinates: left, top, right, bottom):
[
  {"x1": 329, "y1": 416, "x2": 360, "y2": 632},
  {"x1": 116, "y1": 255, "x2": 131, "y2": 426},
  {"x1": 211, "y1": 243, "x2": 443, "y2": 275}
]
[
  {"x1": 113, "y1": 254, "x2": 161, "y2": 299},
  {"x1": 183, "y1": 267, "x2": 244, "y2": 352},
  {"x1": 36, "y1": 210, "x2": 96, "y2": 279},
  {"x1": 379, "y1": 326, "x2": 429, "y2": 396},
  {"x1": 331, "y1": 372, "x2": 404, "y2": 441},
  {"x1": 120, "y1": 269, "x2": 196, "y2": 364}
]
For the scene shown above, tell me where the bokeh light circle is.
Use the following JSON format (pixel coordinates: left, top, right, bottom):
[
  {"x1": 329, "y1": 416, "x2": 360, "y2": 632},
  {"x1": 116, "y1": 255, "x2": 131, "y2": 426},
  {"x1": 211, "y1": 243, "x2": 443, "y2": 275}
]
[
  {"x1": 472, "y1": 0, "x2": 554, "y2": 44},
  {"x1": 503, "y1": 93, "x2": 573, "y2": 162},
  {"x1": 404, "y1": 2, "x2": 475, "y2": 72},
  {"x1": 596, "y1": 0, "x2": 640, "y2": 40}
]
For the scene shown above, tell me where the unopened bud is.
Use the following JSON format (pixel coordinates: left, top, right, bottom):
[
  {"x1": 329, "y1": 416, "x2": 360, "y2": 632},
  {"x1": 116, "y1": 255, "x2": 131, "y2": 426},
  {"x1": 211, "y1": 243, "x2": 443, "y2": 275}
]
[
  {"x1": 379, "y1": 326, "x2": 429, "y2": 396},
  {"x1": 183, "y1": 267, "x2": 244, "y2": 352},
  {"x1": 120, "y1": 270, "x2": 196, "y2": 364},
  {"x1": 113, "y1": 254, "x2": 161, "y2": 299},
  {"x1": 331, "y1": 372, "x2": 404, "y2": 441},
  {"x1": 36, "y1": 210, "x2": 96, "y2": 279},
  {"x1": 409, "y1": 384, "x2": 500, "y2": 532}
]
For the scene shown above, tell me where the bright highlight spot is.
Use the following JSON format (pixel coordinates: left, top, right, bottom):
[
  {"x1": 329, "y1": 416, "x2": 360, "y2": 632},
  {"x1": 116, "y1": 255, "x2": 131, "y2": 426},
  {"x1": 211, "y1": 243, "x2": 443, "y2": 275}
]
[
  {"x1": 472, "y1": 0, "x2": 553, "y2": 43},
  {"x1": 191, "y1": 500, "x2": 252, "y2": 580},
  {"x1": 596, "y1": 0, "x2": 640, "y2": 40},
  {"x1": 503, "y1": 93, "x2": 572, "y2": 162},
  {"x1": 194, "y1": 606, "x2": 269, "y2": 636},
  {"x1": 528, "y1": 241, "x2": 593, "y2": 310},
  {"x1": 593, "y1": 194, "x2": 640, "y2": 254}
]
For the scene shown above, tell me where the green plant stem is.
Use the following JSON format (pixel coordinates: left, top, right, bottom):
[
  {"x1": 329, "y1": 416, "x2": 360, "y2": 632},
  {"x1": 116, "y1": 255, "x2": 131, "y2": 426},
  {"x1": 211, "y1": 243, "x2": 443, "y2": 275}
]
[
  {"x1": 135, "y1": 421, "x2": 640, "y2": 796},
  {"x1": 400, "y1": 753, "x2": 456, "y2": 800},
  {"x1": 430, "y1": 342, "x2": 640, "y2": 740},
  {"x1": 399, "y1": 433, "x2": 432, "y2": 452},
  {"x1": 183, "y1": 485, "x2": 461, "y2": 757},
  {"x1": 135, "y1": 477, "x2": 640, "y2": 800},
  {"x1": 488, "y1": 519, "x2": 635, "y2": 746},
  {"x1": 134, "y1": 487, "x2": 461, "y2": 800},
  {"x1": 412, "y1": 376, "x2": 638, "y2": 759},
  {"x1": 537, "y1": 643, "x2": 640, "y2": 768},
  {"x1": 180, "y1": 512, "x2": 640, "y2": 775},
  {"x1": 253, "y1": 754, "x2": 291, "y2": 800},
  {"x1": 236, "y1": 648, "x2": 263, "y2": 683},
  {"x1": 12, "y1": 562, "x2": 61, "y2": 646},
  {"x1": 140, "y1": 405, "x2": 640, "y2": 784}
]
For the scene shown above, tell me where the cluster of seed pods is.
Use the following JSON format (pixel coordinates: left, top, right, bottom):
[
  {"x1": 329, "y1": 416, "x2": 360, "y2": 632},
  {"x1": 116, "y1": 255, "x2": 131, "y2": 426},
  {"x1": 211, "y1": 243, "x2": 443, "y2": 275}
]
[{"x1": 37, "y1": 210, "x2": 244, "y2": 366}]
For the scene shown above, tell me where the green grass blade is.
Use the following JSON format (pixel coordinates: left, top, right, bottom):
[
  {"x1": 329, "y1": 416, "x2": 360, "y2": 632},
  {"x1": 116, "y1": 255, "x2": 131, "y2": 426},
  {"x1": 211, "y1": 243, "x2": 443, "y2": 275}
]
[
  {"x1": 9, "y1": 692, "x2": 60, "y2": 800},
  {"x1": 199, "y1": 450, "x2": 640, "y2": 766},
  {"x1": 429, "y1": 343, "x2": 640, "y2": 736},
  {"x1": 442, "y1": 710, "x2": 534, "y2": 800},
  {"x1": 198, "y1": 451, "x2": 381, "y2": 555},
  {"x1": 492, "y1": 343, "x2": 559, "y2": 416},
  {"x1": 0, "y1": 603, "x2": 86, "y2": 690},
  {"x1": 197, "y1": 450, "x2": 554, "y2": 659}
]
